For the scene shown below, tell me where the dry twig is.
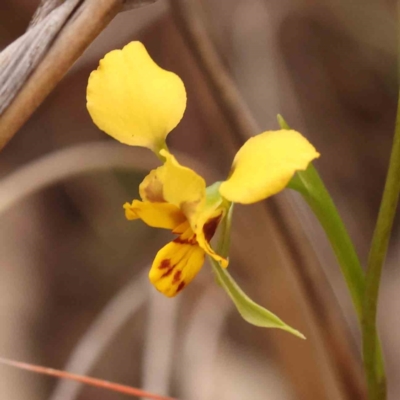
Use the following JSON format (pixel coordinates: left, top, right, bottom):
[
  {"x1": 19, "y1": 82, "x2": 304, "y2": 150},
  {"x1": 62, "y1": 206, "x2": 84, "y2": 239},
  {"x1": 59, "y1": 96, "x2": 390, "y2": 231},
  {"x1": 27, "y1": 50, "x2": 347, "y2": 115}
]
[
  {"x1": 49, "y1": 271, "x2": 149, "y2": 400},
  {"x1": 0, "y1": 357, "x2": 176, "y2": 400},
  {"x1": 0, "y1": 0, "x2": 81, "y2": 115}
]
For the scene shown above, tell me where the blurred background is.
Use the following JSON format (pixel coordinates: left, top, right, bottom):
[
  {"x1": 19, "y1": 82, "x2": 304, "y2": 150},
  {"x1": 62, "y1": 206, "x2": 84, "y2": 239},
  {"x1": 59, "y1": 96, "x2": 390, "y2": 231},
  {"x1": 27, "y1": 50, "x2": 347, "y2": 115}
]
[{"x1": 0, "y1": 0, "x2": 399, "y2": 399}]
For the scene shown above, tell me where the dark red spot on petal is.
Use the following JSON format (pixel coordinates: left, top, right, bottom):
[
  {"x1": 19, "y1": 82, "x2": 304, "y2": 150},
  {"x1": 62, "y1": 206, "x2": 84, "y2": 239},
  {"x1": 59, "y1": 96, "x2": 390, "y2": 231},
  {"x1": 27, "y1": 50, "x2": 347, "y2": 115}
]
[
  {"x1": 159, "y1": 259, "x2": 171, "y2": 270},
  {"x1": 173, "y1": 236, "x2": 197, "y2": 245},
  {"x1": 161, "y1": 266, "x2": 174, "y2": 278},
  {"x1": 203, "y1": 215, "x2": 222, "y2": 242},
  {"x1": 177, "y1": 281, "x2": 186, "y2": 293},
  {"x1": 172, "y1": 270, "x2": 182, "y2": 284}
]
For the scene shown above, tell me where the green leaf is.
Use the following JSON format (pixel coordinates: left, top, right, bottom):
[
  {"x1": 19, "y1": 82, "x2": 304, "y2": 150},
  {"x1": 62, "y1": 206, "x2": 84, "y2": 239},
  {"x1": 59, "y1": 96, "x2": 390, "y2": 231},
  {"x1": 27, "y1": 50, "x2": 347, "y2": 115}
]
[{"x1": 209, "y1": 256, "x2": 305, "y2": 339}]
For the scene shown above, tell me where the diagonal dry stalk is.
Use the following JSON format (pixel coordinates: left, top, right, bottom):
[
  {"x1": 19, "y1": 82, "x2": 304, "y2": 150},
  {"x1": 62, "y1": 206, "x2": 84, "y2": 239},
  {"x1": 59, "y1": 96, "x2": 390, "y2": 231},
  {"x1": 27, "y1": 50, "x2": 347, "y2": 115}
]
[
  {"x1": 169, "y1": 1, "x2": 366, "y2": 399},
  {"x1": 0, "y1": 0, "x2": 81, "y2": 115},
  {"x1": 48, "y1": 270, "x2": 149, "y2": 400},
  {"x1": 0, "y1": 357, "x2": 176, "y2": 400},
  {"x1": 29, "y1": 0, "x2": 70, "y2": 29},
  {"x1": 0, "y1": 0, "x2": 156, "y2": 150}
]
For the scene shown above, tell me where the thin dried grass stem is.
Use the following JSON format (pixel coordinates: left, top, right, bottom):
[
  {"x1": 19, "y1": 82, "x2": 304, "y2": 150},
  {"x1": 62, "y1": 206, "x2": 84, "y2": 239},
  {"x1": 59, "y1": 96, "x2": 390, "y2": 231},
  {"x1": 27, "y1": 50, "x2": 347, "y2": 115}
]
[
  {"x1": 49, "y1": 271, "x2": 149, "y2": 400},
  {"x1": 0, "y1": 357, "x2": 176, "y2": 400},
  {"x1": 0, "y1": 142, "x2": 157, "y2": 215},
  {"x1": 179, "y1": 285, "x2": 232, "y2": 400},
  {"x1": 140, "y1": 290, "x2": 180, "y2": 399}
]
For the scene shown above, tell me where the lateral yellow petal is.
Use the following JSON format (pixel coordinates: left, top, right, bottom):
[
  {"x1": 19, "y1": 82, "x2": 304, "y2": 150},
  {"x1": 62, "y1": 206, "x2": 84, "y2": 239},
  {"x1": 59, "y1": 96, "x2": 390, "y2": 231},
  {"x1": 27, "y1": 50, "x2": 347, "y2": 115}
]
[
  {"x1": 149, "y1": 230, "x2": 205, "y2": 297},
  {"x1": 196, "y1": 213, "x2": 228, "y2": 267},
  {"x1": 123, "y1": 200, "x2": 185, "y2": 230},
  {"x1": 87, "y1": 41, "x2": 187, "y2": 152},
  {"x1": 192, "y1": 184, "x2": 228, "y2": 267},
  {"x1": 219, "y1": 130, "x2": 320, "y2": 204},
  {"x1": 160, "y1": 150, "x2": 206, "y2": 225}
]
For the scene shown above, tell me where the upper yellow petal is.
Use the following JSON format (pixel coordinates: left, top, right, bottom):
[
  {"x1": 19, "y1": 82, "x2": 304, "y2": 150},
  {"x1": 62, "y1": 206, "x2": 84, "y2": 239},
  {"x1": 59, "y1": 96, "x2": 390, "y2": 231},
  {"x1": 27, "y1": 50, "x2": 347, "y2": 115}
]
[
  {"x1": 160, "y1": 150, "x2": 206, "y2": 226},
  {"x1": 123, "y1": 200, "x2": 185, "y2": 230},
  {"x1": 87, "y1": 41, "x2": 186, "y2": 152},
  {"x1": 219, "y1": 130, "x2": 320, "y2": 204},
  {"x1": 149, "y1": 227, "x2": 205, "y2": 297}
]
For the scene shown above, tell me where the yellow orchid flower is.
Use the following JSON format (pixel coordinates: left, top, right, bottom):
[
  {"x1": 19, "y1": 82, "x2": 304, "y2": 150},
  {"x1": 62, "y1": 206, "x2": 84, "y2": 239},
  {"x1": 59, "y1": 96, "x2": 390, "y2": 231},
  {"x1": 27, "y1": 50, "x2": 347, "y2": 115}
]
[
  {"x1": 124, "y1": 131, "x2": 318, "y2": 296},
  {"x1": 87, "y1": 41, "x2": 320, "y2": 297},
  {"x1": 124, "y1": 150, "x2": 228, "y2": 297}
]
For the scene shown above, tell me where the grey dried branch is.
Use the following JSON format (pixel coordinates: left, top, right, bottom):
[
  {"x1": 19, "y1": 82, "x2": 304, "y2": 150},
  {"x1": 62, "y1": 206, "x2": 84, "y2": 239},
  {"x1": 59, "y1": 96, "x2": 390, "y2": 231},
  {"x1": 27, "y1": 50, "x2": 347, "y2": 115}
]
[
  {"x1": 0, "y1": 0, "x2": 81, "y2": 115},
  {"x1": 29, "y1": 0, "x2": 68, "y2": 29},
  {"x1": 169, "y1": 1, "x2": 366, "y2": 399}
]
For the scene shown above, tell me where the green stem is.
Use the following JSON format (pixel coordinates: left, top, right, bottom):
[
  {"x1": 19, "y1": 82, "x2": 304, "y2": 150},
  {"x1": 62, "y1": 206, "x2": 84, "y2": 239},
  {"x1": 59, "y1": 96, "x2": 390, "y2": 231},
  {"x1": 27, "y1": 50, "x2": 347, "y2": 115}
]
[
  {"x1": 279, "y1": 114, "x2": 387, "y2": 397},
  {"x1": 362, "y1": 96, "x2": 400, "y2": 400},
  {"x1": 280, "y1": 114, "x2": 366, "y2": 318},
  {"x1": 288, "y1": 165, "x2": 365, "y2": 318},
  {"x1": 361, "y1": 5, "x2": 400, "y2": 398}
]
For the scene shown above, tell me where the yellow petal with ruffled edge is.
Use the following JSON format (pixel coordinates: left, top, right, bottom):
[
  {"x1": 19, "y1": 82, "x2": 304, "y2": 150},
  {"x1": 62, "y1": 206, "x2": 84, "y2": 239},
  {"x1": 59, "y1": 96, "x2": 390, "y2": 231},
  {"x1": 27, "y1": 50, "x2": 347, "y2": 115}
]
[
  {"x1": 123, "y1": 200, "x2": 185, "y2": 230},
  {"x1": 219, "y1": 130, "x2": 320, "y2": 204},
  {"x1": 87, "y1": 41, "x2": 186, "y2": 152},
  {"x1": 160, "y1": 150, "x2": 206, "y2": 224},
  {"x1": 149, "y1": 226, "x2": 205, "y2": 297}
]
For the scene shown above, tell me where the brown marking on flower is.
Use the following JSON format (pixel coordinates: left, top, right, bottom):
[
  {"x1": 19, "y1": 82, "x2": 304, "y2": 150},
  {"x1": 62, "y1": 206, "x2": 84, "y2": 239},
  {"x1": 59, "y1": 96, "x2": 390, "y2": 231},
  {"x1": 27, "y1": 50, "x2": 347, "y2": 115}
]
[
  {"x1": 177, "y1": 281, "x2": 185, "y2": 293},
  {"x1": 172, "y1": 270, "x2": 182, "y2": 284},
  {"x1": 139, "y1": 170, "x2": 165, "y2": 202},
  {"x1": 173, "y1": 236, "x2": 197, "y2": 245},
  {"x1": 159, "y1": 259, "x2": 171, "y2": 270},
  {"x1": 161, "y1": 266, "x2": 175, "y2": 278},
  {"x1": 142, "y1": 187, "x2": 164, "y2": 202},
  {"x1": 203, "y1": 215, "x2": 222, "y2": 242}
]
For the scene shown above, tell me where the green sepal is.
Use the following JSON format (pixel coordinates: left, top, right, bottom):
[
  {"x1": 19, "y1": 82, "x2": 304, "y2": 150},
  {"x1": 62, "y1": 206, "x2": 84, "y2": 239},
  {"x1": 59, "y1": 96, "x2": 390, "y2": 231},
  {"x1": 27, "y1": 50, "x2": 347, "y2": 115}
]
[
  {"x1": 212, "y1": 199, "x2": 305, "y2": 339},
  {"x1": 209, "y1": 256, "x2": 305, "y2": 339}
]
